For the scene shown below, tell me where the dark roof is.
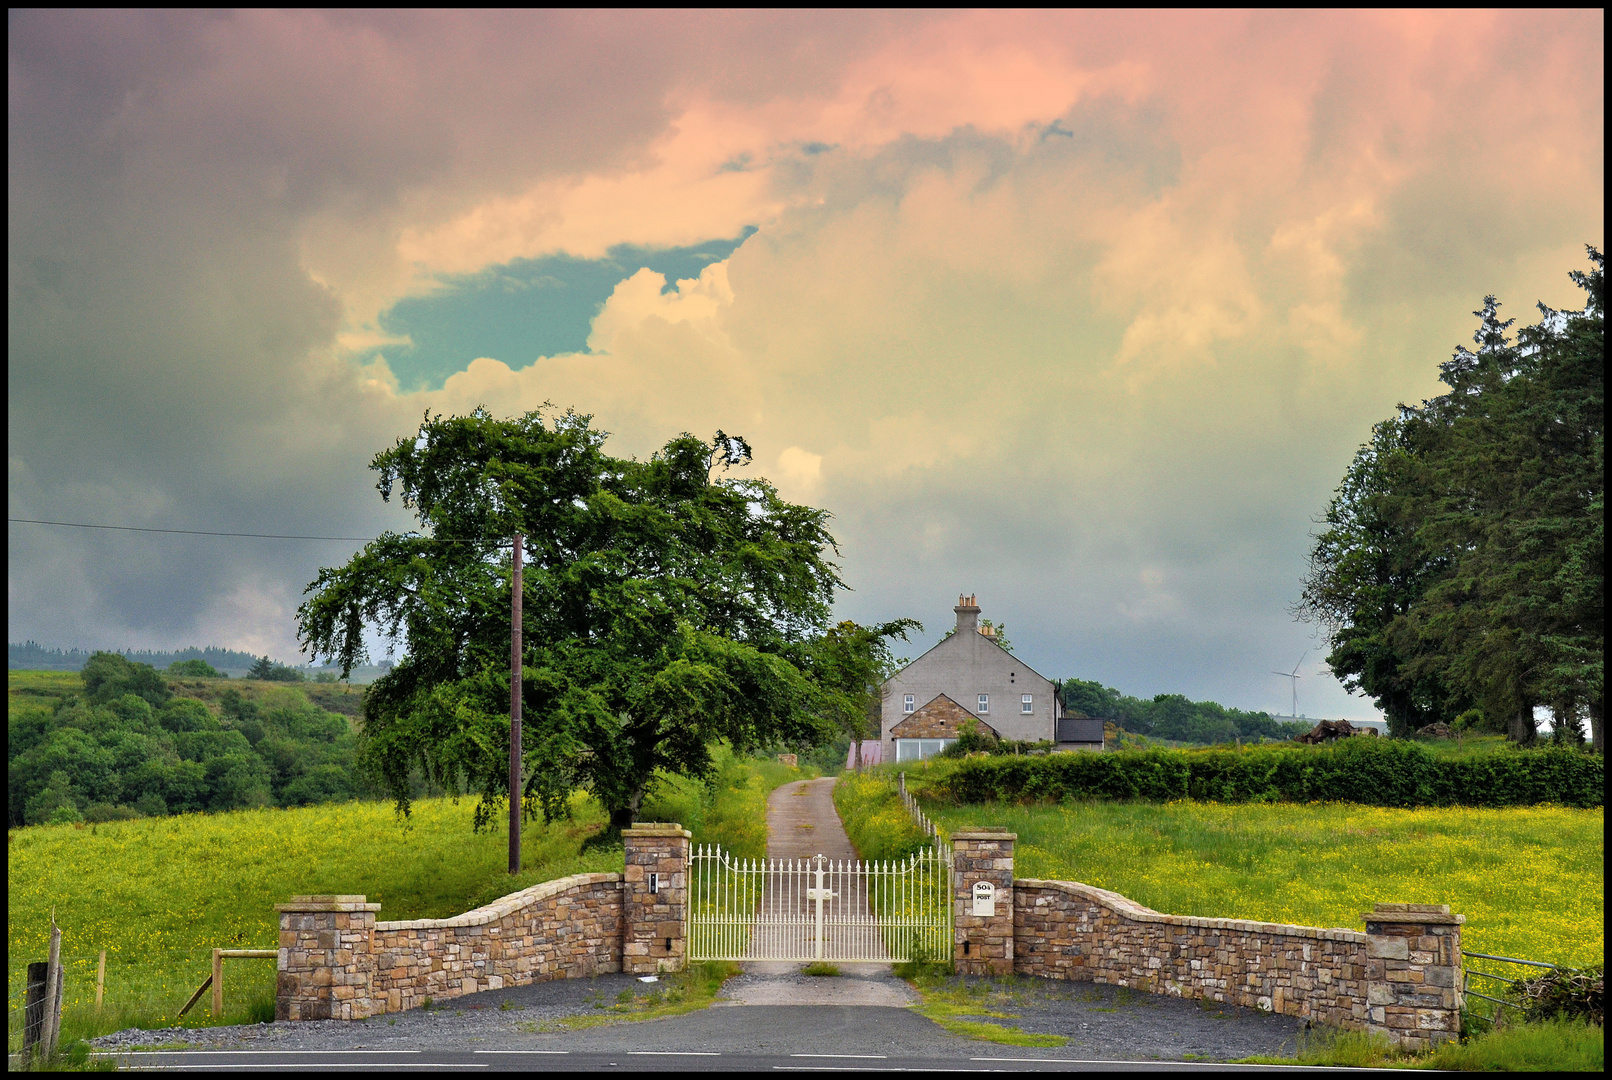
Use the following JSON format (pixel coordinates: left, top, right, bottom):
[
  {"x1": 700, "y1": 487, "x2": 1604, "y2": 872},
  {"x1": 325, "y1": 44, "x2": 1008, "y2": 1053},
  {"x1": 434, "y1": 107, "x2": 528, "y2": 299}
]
[{"x1": 1056, "y1": 716, "x2": 1105, "y2": 744}]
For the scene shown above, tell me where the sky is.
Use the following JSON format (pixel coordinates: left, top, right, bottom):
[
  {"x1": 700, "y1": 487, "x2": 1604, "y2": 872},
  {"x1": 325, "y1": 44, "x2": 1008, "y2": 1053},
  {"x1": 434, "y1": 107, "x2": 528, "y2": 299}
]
[{"x1": 7, "y1": 10, "x2": 1604, "y2": 720}]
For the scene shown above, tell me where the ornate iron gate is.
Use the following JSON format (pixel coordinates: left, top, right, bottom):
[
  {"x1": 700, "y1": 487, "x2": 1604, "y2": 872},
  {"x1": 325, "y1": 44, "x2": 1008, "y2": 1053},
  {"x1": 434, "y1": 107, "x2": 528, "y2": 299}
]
[{"x1": 687, "y1": 844, "x2": 952, "y2": 963}]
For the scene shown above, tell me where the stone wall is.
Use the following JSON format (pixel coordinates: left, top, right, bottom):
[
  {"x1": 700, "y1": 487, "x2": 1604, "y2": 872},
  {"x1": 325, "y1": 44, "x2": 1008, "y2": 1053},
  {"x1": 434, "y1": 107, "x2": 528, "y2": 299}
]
[
  {"x1": 277, "y1": 875, "x2": 622, "y2": 1021},
  {"x1": 1008, "y1": 880, "x2": 1464, "y2": 1050},
  {"x1": 940, "y1": 817, "x2": 1463, "y2": 1050},
  {"x1": 277, "y1": 825, "x2": 692, "y2": 1021},
  {"x1": 1014, "y1": 879, "x2": 1369, "y2": 1028},
  {"x1": 370, "y1": 873, "x2": 624, "y2": 1014}
]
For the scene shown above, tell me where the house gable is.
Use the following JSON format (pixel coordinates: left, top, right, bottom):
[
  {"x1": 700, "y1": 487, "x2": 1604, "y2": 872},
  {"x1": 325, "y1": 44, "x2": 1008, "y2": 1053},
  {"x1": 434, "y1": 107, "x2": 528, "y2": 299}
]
[{"x1": 889, "y1": 694, "x2": 1000, "y2": 740}]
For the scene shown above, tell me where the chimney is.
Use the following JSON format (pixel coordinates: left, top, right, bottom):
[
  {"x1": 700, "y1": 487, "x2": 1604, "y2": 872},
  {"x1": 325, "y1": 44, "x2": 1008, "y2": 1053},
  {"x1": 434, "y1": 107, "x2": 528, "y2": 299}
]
[{"x1": 954, "y1": 594, "x2": 980, "y2": 632}]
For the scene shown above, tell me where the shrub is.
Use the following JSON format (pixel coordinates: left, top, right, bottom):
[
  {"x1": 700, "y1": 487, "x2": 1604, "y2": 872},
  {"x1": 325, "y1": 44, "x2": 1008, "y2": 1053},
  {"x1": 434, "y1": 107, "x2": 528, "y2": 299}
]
[
  {"x1": 169, "y1": 658, "x2": 223, "y2": 678},
  {"x1": 1509, "y1": 965, "x2": 1604, "y2": 1026},
  {"x1": 82, "y1": 802, "x2": 142, "y2": 823},
  {"x1": 941, "y1": 738, "x2": 1602, "y2": 809}
]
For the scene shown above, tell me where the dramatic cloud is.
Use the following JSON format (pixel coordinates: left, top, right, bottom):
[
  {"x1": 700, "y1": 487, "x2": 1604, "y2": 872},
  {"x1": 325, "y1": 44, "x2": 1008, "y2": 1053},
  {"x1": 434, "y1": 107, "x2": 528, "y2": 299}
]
[{"x1": 8, "y1": 10, "x2": 1603, "y2": 719}]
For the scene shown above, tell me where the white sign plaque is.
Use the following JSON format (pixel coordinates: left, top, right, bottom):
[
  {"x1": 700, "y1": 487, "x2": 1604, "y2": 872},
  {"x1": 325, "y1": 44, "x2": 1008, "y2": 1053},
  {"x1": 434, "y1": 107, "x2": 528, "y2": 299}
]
[{"x1": 971, "y1": 880, "x2": 996, "y2": 917}]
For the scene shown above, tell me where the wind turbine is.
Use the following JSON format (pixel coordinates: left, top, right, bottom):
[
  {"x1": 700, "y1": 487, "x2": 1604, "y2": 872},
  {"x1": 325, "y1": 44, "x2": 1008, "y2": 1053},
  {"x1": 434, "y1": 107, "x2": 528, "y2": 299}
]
[{"x1": 1272, "y1": 650, "x2": 1307, "y2": 718}]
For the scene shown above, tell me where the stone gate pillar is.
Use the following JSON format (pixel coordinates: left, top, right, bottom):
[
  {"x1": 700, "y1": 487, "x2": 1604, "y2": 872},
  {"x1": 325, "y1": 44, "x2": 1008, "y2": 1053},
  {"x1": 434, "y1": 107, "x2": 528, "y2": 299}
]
[
  {"x1": 1364, "y1": 902, "x2": 1464, "y2": 1051},
  {"x1": 623, "y1": 824, "x2": 692, "y2": 974},
  {"x1": 952, "y1": 828, "x2": 1015, "y2": 975},
  {"x1": 275, "y1": 895, "x2": 379, "y2": 1021}
]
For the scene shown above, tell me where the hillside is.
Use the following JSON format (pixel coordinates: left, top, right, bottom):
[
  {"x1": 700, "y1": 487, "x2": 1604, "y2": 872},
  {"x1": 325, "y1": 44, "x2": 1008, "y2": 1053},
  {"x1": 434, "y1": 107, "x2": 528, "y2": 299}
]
[{"x1": 7, "y1": 663, "x2": 383, "y2": 828}]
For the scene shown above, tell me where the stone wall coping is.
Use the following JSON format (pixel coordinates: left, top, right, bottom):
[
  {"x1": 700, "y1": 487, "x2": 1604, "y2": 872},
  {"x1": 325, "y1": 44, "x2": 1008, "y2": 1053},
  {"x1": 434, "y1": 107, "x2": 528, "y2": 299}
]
[
  {"x1": 952, "y1": 829, "x2": 1018, "y2": 841},
  {"x1": 622, "y1": 823, "x2": 693, "y2": 839},
  {"x1": 274, "y1": 896, "x2": 382, "y2": 913},
  {"x1": 1364, "y1": 912, "x2": 1465, "y2": 926},
  {"x1": 1015, "y1": 878, "x2": 1368, "y2": 943},
  {"x1": 372, "y1": 872, "x2": 623, "y2": 931}
]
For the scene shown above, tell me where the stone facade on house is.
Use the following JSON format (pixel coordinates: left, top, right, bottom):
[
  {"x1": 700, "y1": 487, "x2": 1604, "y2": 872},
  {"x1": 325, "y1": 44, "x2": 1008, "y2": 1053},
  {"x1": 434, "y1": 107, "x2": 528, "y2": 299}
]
[{"x1": 889, "y1": 694, "x2": 1000, "y2": 740}]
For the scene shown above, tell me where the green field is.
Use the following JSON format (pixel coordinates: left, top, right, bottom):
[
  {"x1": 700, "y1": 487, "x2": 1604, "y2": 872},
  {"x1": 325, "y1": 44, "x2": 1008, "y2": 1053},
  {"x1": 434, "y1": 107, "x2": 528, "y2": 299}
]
[
  {"x1": 838, "y1": 767, "x2": 1604, "y2": 970},
  {"x1": 6, "y1": 745, "x2": 806, "y2": 1050}
]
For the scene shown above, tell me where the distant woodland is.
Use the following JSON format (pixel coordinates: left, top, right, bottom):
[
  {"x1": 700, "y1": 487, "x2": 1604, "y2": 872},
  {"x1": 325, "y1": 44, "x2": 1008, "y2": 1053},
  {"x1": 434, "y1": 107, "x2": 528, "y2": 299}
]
[
  {"x1": 1057, "y1": 679, "x2": 1311, "y2": 744},
  {"x1": 6, "y1": 654, "x2": 409, "y2": 828},
  {"x1": 9, "y1": 641, "x2": 262, "y2": 672}
]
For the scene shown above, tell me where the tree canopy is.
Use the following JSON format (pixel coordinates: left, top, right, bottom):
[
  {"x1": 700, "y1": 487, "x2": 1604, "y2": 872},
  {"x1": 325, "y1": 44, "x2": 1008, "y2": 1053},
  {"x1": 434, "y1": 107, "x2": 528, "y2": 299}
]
[
  {"x1": 298, "y1": 408, "x2": 907, "y2": 835},
  {"x1": 1298, "y1": 247, "x2": 1604, "y2": 750}
]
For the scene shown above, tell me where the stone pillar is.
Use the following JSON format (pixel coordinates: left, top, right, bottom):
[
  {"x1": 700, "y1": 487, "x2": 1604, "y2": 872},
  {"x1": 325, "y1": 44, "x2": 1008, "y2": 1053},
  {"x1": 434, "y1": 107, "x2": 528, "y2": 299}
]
[
  {"x1": 275, "y1": 894, "x2": 380, "y2": 1021},
  {"x1": 1363, "y1": 902, "x2": 1464, "y2": 1051},
  {"x1": 623, "y1": 824, "x2": 691, "y2": 974},
  {"x1": 952, "y1": 828, "x2": 1015, "y2": 976}
]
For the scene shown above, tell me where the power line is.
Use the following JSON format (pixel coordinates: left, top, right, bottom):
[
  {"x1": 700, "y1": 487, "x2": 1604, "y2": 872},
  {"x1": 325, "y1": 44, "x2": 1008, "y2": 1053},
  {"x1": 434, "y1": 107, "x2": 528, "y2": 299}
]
[{"x1": 7, "y1": 517, "x2": 494, "y2": 543}]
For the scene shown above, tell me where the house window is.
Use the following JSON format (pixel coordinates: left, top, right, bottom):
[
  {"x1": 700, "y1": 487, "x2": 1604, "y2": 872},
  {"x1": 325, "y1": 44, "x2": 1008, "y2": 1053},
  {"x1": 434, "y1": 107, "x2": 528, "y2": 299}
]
[
  {"x1": 978, "y1": 694, "x2": 989, "y2": 713},
  {"x1": 1022, "y1": 694, "x2": 1033, "y2": 713},
  {"x1": 895, "y1": 738, "x2": 956, "y2": 762},
  {"x1": 903, "y1": 694, "x2": 915, "y2": 713}
]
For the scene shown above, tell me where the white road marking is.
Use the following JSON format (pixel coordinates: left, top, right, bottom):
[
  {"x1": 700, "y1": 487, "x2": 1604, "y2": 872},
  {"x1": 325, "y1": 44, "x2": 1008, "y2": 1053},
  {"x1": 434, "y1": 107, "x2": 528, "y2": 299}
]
[
  {"x1": 791, "y1": 1053, "x2": 890, "y2": 1058},
  {"x1": 628, "y1": 1049, "x2": 722, "y2": 1054}
]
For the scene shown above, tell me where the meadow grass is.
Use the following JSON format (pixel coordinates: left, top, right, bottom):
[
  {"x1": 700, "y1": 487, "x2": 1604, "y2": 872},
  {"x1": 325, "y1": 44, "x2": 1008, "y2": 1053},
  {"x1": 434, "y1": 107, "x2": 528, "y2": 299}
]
[
  {"x1": 7, "y1": 747, "x2": 801, "y2": 1050},
  {"x1": 851, "y1": 764, "x2": 1603, "y2": 968}
]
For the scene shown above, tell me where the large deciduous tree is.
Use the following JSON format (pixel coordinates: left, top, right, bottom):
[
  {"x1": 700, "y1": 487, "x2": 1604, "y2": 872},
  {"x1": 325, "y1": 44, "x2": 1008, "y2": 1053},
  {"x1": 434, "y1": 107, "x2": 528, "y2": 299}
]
[{"x1": 299, "y1": 408, "x2": 903, "y2": 834}]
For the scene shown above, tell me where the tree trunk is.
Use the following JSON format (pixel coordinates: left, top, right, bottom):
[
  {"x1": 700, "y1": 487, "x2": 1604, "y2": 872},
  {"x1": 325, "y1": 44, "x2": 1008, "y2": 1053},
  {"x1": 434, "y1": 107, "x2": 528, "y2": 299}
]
[
  {"x1": 1589, "y1": 698, "x2": 1604, "y2": 756},
  {"x1": 1508, "y1": 703, "x2": 1537, "y2": 746}
]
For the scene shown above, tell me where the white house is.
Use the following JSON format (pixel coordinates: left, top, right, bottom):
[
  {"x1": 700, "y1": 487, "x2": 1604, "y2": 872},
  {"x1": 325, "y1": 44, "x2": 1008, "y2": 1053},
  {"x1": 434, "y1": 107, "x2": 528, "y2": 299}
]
[{"x1": 878, "y1": 595, "x2": 1104, "y2": 762}]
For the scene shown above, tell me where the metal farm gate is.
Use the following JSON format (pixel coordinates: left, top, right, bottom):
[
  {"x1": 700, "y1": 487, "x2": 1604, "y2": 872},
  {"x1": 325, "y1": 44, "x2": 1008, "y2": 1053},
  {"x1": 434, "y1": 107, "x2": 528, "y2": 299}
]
[{"x1": 687, "y1": 845, "x2": 952, "y2": 963}]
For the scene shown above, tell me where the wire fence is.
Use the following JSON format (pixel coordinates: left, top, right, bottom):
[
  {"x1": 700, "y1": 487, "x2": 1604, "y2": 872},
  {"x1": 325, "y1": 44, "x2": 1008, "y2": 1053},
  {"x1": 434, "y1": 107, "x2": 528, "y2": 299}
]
[{"x1": 6, "y1": 946, "x2": 278, "y2": 1054}]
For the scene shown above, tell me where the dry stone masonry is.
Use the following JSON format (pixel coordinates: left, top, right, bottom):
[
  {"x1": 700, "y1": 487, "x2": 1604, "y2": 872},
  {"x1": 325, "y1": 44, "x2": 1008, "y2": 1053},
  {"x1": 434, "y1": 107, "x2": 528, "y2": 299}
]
[
  {"x1": 276, "y1": 827, "x2": 681, "y2": 1021},
  {"x1": 952, "y1": 829, "x2": 1016, "y2": 976},
  {"x1": 947, "y1": 830, "x2": 1464, "y2": 1049}
]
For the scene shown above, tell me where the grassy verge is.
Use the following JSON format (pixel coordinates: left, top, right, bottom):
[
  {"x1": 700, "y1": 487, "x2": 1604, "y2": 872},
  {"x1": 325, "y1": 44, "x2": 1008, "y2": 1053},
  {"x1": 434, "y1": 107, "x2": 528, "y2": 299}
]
[
  {"x1": 1235, "y1": 1018, "x2": 1603, "y2": 1070},
  {"x1": 901, "y1": 972, "x2": 1067, "y2": 1048},
  {"x1": 519, "y1": 961, "x2": 743, "y2": 1032},
  {"x1": 877, "y1": 765, "x2": 1602, "y2": 968}
]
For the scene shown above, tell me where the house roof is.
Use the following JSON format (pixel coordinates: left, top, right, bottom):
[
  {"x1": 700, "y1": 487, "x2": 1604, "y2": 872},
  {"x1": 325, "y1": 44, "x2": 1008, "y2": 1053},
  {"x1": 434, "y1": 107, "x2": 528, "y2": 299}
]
[
  {"x1": 889, "y1": 694, "x2": 1000, "y2": 740},
  {"x1": 1056, "y1": 715, "x2": 1105, "y2": 744},
  {"x1": 881, "y1": 625, "x2": 1058, "y2": 691}
]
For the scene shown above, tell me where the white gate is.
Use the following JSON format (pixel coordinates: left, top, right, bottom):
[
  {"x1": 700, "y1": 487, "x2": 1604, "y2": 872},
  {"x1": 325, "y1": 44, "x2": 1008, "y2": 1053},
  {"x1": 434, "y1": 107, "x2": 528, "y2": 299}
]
[{"x1": 687, "y1": 844, "x2": 952, "y2": 963}]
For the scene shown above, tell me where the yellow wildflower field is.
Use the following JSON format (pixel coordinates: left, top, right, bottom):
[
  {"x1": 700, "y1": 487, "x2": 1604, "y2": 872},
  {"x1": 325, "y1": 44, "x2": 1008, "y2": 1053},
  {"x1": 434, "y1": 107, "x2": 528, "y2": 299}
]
[
  {"x1": 925, "y1": 798, "x2": 1604, "y2": 969},
  {"x1": 7, "y1": 795, "x2": 618, "y2": 1039}
]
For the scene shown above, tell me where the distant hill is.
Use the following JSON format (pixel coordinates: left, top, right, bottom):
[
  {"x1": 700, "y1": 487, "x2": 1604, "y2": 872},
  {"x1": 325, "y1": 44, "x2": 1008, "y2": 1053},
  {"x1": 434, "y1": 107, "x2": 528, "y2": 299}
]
[{"x1": 9, "y1": 641, "x2": 267, "y2": 672}]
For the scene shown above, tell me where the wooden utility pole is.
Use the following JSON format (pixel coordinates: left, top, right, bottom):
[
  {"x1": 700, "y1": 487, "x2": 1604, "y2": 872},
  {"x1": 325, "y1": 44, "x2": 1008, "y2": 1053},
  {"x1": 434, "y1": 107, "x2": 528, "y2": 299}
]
[{"x1": 509, "y1": 533, "x2": 523, "y2": 875}]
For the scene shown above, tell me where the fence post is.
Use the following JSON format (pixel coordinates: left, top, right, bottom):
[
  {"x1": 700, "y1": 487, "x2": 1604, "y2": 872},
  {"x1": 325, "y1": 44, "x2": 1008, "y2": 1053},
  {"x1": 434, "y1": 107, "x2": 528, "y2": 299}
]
[
  {"x1": 43, "y1": 916, "x2": 63, "y2": 1057},
  {"x1": 213, "y1": 948, "x2": 224, "y2": 1016},
  {"x1": 274, "y1": 895, "x2": 379, "y2": 1021},
  {"x1": 23, "y1": 962, "x2": 48, "y2": 1058},
  {"x1": 952, "y1": 828, "x2": 1016, "y2": 976},
  {"x1": 1364, "y1": 902, "x2": 1464, "y2": 1051},
  {"x1": 622, "y1": 824, "x2": 691, "y2": 974},
  {"x1": 96, "y1": 950, "x2": 106, "y2": 1009}
]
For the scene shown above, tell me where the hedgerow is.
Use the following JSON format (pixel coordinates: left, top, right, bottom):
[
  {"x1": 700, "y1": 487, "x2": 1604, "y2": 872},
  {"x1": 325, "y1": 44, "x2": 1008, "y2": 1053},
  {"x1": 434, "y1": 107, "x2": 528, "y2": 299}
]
[{"x1": 940, "y1": 738, "x2": 1602, "y2": 808}]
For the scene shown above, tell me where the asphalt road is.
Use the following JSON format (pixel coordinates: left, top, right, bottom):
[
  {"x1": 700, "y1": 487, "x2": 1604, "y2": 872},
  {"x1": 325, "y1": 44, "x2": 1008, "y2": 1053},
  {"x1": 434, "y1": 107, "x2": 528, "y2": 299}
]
[{"x1": 95, "y1": 1047, "x2": 1344, "y2": 1072}]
